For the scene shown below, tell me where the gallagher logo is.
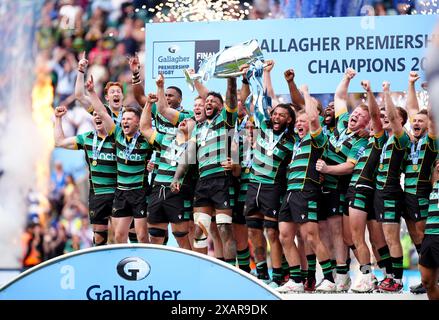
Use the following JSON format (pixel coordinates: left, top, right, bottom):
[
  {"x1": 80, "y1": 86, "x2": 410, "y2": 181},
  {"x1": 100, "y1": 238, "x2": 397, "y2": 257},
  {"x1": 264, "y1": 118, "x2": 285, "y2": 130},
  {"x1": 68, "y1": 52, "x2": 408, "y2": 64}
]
[
  {"x1": 116, "y1": 257, "x2": 151, "y2": 281},
  {"x1": 168, "y1": 45, "x2": 180, "y2": 53}
]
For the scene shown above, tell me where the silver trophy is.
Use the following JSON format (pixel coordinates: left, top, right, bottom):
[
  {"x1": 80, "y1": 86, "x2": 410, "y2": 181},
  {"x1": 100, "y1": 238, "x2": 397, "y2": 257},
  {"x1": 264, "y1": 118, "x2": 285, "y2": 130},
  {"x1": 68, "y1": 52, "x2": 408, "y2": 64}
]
[{"x1": 184, "y1": 39, "x2": 264, "y2": 91}]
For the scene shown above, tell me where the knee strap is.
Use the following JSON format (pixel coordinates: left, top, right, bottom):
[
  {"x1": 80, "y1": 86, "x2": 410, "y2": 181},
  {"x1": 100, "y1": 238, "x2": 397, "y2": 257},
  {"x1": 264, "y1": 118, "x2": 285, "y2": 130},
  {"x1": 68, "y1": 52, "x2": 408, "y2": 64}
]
[
  {"x1": 216, "y1": 213, "x2": 232, "y2": 224},
  {"x1": 193, "y1": 236, "x2": 208, "y2": 248},
  {"x1": 128, "y1": 231, "x2": 138, "y2": 243},
  {"x1": 194, "y1": 212, "x2": 211, "y2": 237},
  {"x1": 148, "y1": 227, "x2": 167, "y2": 237},
  {"x1": 93, "y1": 230, "x2": 108, "y2": 246},
  {"x1": 263, "y1": 220, "x2": 278, "y2": 230},
  {"x1": 172, "y1": 231, "x2": 189, "y2": 238},
  {"x1": 246, "y1": 217, "x2": 263, "y2": 230}
]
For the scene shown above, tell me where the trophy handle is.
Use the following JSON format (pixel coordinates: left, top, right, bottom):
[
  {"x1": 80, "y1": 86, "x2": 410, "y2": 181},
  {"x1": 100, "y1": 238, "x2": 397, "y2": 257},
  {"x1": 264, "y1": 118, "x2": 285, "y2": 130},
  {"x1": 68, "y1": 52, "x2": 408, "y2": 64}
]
[{"x1": 183, "y1": 68, "x2": 196, "y2": 92}]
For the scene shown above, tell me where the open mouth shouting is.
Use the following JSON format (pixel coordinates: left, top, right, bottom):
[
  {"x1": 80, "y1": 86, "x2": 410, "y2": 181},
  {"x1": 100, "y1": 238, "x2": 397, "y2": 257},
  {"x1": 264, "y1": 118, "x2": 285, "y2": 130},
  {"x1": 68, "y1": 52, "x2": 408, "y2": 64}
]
[
  {"x1": 272, "y1": 119, "x2": 282, "y2": 131},
  {"x1": 112, "y1": 96, "x2": 122, "y2": 109},
  {"x1": 297, "y1": 126, "x2": 305, "y2": 137},
  {"x1": 413, "y1": 125, "x2": 422, "y2": 137}
]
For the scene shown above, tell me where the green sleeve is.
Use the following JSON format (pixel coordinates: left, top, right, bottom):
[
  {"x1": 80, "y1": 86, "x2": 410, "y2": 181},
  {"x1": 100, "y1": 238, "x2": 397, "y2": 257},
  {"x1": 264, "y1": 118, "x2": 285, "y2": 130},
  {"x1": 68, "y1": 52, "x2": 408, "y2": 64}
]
[
  {"x1": 178, "y1": 110, "x2": 194, "y2": 122},
  {"x1": 151, "y1": 103, "x2": 158, "y2": 116},
  {"x1": 311, "y1": 129, "x2": 327, "y2": 148},
  {"x1": 395, "y1": 131, "x2": 410, "y2": 150},
  {"x1": 427, "y1": 134, "x2": 439, "y2": 152},
  {"x1": 336, "y1": 112, "x2": 349, "y2": 133}
]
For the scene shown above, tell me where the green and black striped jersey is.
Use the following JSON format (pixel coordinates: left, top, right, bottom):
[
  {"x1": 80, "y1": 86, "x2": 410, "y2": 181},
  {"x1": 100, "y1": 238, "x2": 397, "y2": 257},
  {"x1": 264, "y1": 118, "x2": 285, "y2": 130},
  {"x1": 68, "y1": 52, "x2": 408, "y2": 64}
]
[
  {"x1": 149, "y1": 131, "x2": 192, "y2": 186},
  {"x1": 238, "y1": 138, "x2": 253, "y2": 202},
  {"x1": 192, "y1": 105, "x2": 237, "y2": 179},
  {"x1": 151, "y1": 103, "x2": 194, "y2": 135},
  {"x1": 376, "y1": 131, "x2": 410, "y2": 191},
  {"x1": 287, "y1": 128, "x2": 327, "y2": 191},
  {"x1": 350, "y1": 131, "x2": 387, "y2": 188},
  {"x1": 426, "y1": 181, "x2": 439, "y2": 235},
  {"x1": 404, "y1": 133, "x2": 438, "y2": 196},
  {"x1": 323, "y1": 112, "x2": 368, "y2": 190},
  {"x1": 250, "y1": 118, "x2": 294, "y2": 185},
  {"x1": 76, "y1": 131, "x2": 117, "y2": 195},
  {"x1": 115, "y1": 126, "x2": 153, "y2": 190}
]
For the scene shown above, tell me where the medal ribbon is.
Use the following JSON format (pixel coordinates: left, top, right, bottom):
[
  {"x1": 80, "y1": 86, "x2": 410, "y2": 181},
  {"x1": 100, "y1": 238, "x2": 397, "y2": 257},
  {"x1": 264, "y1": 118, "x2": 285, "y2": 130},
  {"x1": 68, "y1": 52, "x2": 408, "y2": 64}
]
[
  {"x1": 169, "y1": 140, "x2": 188, "y2": 164},
  {"x1": 92, "y1": 131, "x2": 106, "y2": 163},
  {"x1": 292, "y1": 138, "x2": 303, "y2": 160},
  {"x1": 199, "y1": 112, "x2": 220, "y2": 146},
  {"x1": 334, "y1": 128, "x2": 355, "y2": 150},
  {"x1": 243, "y1": 141, "x2": 253, "y2": 168},
  {"x1": 234, "y1": 115, "x2": 248, "y2": 143},
  {"x1": 123, "y1": 131, "x2": 140, "y2": 163},
  {"x1": 410, "y1": 135, "x2": 425, "y2": 166},
  {"x1": 379, "y1": 136, "x2": 392, "y2": 169},
  {"x1": 267, "y1": 128, "x2": 288, "y2": 154}
]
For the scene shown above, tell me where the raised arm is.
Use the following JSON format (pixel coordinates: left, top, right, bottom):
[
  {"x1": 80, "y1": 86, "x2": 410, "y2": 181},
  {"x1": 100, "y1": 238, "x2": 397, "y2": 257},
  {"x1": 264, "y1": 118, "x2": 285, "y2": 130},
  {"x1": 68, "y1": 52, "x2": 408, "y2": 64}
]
[
  {"x1": 226, "y1": 77, "x2": 237, "y2": 109},
  {"x1": 156, "y1": 74, "x2": 180, "y2": 124},
  {"x1": 74, "y1": 52, "x2": 92, "y2": 108},
  {"x1": 301, "y1": 85, "x2": 320, "y2": 132},
  {"x1": 406, "y1": 71, "x2": 420, "y2": 121},
  {"x1": 240, "y1": 65, "x2": 250, "y2": 100},
  {"x1": 85, "y1": 75, "x2": 114, "y2": 133},
  {"x1": 361, "y1": 80, "x2": 382, "y2": 133},
  {"x1": 383, "y1": 81, "x2": 404, "y2": 136},
  {"x1": 54, "y1": 106, "x2": 78, "y2": 149},
  {"x1": 334, "y1": 68, "x2": 356, "y2": 117},
  {"x1": 263, "y1": 60, "x2": 279, "y2": 107},
  {"x1": 284, "y1": 68, "x2": 305, "y2": 108},
  {"x1": 139, "y1": 93, "x2": 158, "y2": 140},
  {"x1": 239, "y1": 64, "x2": 252, "y2": 114},
  {"x1": 129, "y1": 53, "x2": 147, "y2": 107}
]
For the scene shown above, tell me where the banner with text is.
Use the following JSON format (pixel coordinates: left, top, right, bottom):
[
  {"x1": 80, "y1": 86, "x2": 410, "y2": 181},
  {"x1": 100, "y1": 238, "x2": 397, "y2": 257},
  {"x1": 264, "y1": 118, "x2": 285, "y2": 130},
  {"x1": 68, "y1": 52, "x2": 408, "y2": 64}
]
[
  {"x1": 145, "y1": 15, "x2": 437, "y2": 106},
  {"x1": 0, "y1": 245, "x2": 281, "y2": 300}
]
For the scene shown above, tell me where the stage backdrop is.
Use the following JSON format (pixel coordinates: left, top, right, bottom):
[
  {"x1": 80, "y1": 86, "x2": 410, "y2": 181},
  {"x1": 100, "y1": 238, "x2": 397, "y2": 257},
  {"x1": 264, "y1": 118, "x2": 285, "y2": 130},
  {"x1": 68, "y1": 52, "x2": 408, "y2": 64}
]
[
  {"x1": 0, "y1": 245, "x2": 281, "y2": 300},
  {"x1": 145, "y1": 14, "x2": 438, "y2": 106}
]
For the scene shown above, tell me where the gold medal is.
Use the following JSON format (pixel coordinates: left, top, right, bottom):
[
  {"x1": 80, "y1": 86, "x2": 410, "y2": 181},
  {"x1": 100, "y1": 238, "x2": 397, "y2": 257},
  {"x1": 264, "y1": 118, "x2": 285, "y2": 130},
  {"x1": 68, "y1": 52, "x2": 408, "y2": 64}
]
[
  {"x1": 125, "y1": 159, "x2": 128, "y2": 164},
  {"x1": 379, "y1": 164, "x2": 384, "y2": 170},
  {"x1": 413, "y1": 164, "x2": 418, "y2": 171},
  {"x1": 91, "y1": 160, "x2": 97, "y2": 167},
  {"x1": 245, "y1": 167, "x2": 250, "y2": 174},
  {"x1": 335, "y1": 147, "x2": 340, "y2": 153}
]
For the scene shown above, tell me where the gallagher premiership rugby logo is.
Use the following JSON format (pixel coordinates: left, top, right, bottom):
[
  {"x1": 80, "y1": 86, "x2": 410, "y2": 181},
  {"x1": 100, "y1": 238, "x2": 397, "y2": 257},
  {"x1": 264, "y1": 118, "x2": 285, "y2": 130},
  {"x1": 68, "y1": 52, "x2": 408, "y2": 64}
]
[{"x1": 117, "y1": 257, "x2": 151, "y2": 281}]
